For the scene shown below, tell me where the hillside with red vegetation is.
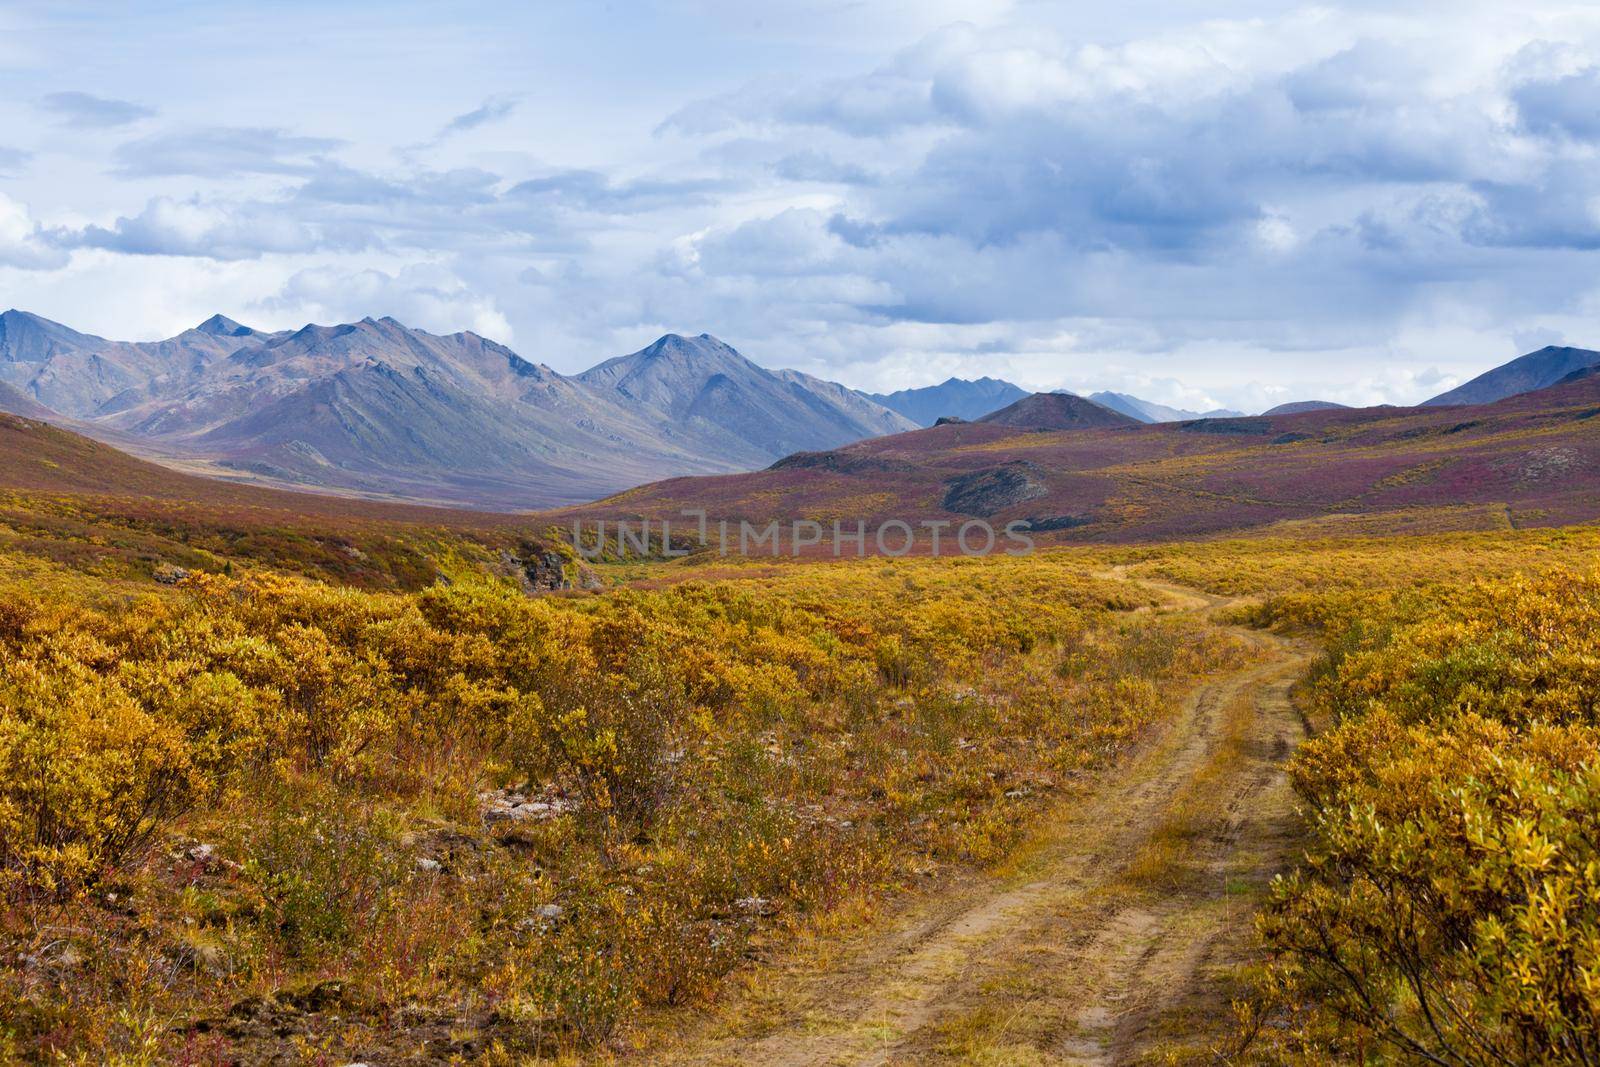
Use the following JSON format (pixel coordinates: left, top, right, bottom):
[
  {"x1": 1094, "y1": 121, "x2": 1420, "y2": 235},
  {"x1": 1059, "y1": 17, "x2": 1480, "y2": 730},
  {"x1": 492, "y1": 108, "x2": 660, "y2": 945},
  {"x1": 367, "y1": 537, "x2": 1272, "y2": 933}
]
[
  {"x1": 0, "y1": 413, "x2": 554, "y2": 588},
  {"x1": 576, "y1": 376, "x2": 1600, "y2": 543}
]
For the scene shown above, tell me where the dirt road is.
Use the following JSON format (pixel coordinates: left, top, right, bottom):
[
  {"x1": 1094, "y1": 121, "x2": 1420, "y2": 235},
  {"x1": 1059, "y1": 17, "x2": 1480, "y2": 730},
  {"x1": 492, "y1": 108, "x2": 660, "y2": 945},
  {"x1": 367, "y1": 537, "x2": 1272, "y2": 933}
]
[{"x1": 659, "y1": 579, "x2": 1314, "y2": 1066}]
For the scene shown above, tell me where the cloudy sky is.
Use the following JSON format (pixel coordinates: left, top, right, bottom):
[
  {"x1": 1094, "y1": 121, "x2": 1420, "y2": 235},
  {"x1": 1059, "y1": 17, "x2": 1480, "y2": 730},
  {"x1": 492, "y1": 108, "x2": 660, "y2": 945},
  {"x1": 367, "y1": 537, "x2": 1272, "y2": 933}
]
[{"x1": 4, "y1": 1, "x2": 1600, "y2": 410}]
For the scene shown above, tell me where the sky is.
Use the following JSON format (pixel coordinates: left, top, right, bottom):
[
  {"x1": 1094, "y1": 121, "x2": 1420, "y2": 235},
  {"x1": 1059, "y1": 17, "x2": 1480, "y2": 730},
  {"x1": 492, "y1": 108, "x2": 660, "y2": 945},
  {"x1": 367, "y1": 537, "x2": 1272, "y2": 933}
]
[{"x1": 4, "y1": 1, "x2": 1600, "y2": 411}]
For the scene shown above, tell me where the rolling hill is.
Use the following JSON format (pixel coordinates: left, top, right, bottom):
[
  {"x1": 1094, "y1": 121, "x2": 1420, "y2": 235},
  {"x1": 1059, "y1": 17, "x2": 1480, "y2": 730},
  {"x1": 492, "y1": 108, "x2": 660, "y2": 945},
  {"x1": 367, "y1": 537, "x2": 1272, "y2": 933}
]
[
  {"x1": 978, "y1": 392, "x2": 1143, "y2": 430},
  {"x1": 578, "y1": 375, "x2": 1600, "y2": 544},
  {"x1": 1261, "y1": 400, "x2": 1350, "y2": 415},
  {"x1": 0, "y1": 409, "x2": 570, "y2": 590}
]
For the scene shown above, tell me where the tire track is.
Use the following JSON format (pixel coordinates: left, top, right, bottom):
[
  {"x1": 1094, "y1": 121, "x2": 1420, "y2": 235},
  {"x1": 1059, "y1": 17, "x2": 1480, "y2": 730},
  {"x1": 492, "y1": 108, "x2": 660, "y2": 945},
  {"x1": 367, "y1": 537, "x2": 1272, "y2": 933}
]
[{"x1": 657, "y1": 576, "x2": 1312, "y2": 1067}]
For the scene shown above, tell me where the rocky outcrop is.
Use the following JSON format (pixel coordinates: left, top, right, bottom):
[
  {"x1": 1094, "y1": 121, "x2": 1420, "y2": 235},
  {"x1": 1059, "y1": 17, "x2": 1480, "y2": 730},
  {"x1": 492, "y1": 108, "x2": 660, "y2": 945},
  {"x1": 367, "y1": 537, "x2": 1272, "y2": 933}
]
[
  {"x1": 501, "y1": 544, "x2": 585, "y2": 592},
  {"x1": 941, "y1": 462, "x2": 1048, "y2": 517},
  {"x1": 768, "y1": 449, "x2": 913, "y2": 474}
]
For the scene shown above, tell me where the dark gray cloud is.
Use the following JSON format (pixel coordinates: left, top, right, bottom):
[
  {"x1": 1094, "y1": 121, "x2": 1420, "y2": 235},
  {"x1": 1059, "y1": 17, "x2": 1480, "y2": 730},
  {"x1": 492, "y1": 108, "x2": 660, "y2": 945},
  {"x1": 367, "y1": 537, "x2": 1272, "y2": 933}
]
[
  {"x1": 112, "y1": 126, "x2": 342, "y2": 178},
  {"x1": 39, "y1": 91, "x2": 155, "y2": 128}
]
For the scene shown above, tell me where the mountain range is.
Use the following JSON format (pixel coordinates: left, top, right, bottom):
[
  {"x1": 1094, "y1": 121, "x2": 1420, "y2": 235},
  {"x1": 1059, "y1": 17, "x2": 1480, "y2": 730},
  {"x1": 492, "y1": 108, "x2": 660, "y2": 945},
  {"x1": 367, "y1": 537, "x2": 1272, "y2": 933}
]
[
  {"x1": 869, "y1": 380, "x2": 1246, "y2": 426},
  {"x1": 1087, "y1": 392, "x2": 1245, "y2": 422},
  {"x1": 0, "y1": 311, "x2": 915, "y2": 508},
  {"x1": 870, "y1": 377, "x2": 1029, "y2": 426},
  {"x1": 4, "y1": 307, "x2": 1597, "y2": 511}
]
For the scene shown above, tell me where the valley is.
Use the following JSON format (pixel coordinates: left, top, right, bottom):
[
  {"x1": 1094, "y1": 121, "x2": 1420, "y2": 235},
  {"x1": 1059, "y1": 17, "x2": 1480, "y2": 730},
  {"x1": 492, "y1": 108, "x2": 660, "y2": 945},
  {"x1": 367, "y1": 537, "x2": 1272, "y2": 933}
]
[
  {"x1": 1, "y1": 331, "x2": 1599, "y2": 1065},
  {"x1": 12, "y1": 6, "x2": 1600, "y2": 1064},
  {"x1": 2, "y1": 411, "x2": 1599, "y2": 1062}
]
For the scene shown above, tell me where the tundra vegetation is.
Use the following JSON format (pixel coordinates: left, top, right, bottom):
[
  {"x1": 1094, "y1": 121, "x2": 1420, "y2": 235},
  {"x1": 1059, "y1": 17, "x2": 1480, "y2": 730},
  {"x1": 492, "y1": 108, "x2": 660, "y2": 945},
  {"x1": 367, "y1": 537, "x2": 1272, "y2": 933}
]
[
  {"x1": 3, "y1": 494, "x2": 1600, "y2": 1063},
  {"x1": 1104, "y1": 527, "x2": 1600, "y2": 1065},
  {"x1": 0, "y1": 511, "x2": 1250, "y2": 1063}
]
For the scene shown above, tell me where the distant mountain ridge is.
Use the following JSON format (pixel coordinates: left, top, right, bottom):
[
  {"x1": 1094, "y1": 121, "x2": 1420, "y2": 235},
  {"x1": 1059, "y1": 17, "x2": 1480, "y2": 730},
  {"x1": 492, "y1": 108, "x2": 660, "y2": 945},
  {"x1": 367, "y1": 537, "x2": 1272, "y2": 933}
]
[
  {"x1": 6, "y1": 311, "x2": 1596, "y2": 509},
  {"x1": 0, "y1": 311, "x2": 914, "y2": 508},
  {"x1": 1424, "y1": 345, "x2": 1600, "y2": 406},
  {"x1": 869, "y1": 376, "x2": 1029, "y2": 426},
  {"x1": 1088, "y1": 391, "x2": 1244, "y2": 423}
]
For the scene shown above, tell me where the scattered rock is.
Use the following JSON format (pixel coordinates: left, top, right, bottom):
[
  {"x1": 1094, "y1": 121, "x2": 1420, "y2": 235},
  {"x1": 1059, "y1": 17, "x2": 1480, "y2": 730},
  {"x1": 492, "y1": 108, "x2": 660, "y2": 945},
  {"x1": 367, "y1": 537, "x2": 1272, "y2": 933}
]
[
  {"x1": 153, "y1": 564, "x2": 191, "y2": 585},
  {"x1": 479, "y1": 787, "x2": 575, "y2": 825},
  {"x1": 1517, "y1": 446, "x2": 1580, "y2": 482},
  {"x1": 22, "y1": 940, "x2": 81, "y2": 972},
  {"x1": 1016, "y1": 514, "x2": 1092, "y2": 532}
]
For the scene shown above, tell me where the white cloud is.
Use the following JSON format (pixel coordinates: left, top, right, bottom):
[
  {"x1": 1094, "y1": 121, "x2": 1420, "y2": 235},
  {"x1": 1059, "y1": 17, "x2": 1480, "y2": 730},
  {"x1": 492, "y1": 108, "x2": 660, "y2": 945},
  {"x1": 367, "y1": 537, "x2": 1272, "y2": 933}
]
[
  {"x1": 8, "y1": 3, "x2": 1600, "y2": 408},
  {"x1": 265, "y1": 264, "x2": 515, "y2": 342},
  {"x1": 0, "y1": 193, "x2": 68, "y2": 269}
]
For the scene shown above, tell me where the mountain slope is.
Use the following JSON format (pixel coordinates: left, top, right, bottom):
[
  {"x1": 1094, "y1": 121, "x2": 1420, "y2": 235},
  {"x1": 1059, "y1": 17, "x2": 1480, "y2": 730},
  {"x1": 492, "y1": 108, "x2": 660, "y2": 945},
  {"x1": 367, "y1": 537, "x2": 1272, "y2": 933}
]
[
  {"x1": 776, "y1": 369, "x2": 915, "y2": 437},
  {"x1": 870, "y1": 376, "x2": 1028, "y2": 426},
  {"x1": 1425, "y1": 345, "x2": 1600, "y2": 406},
  {"x1": 978, "y1": 392, "x2": 1143, "y2": 430},
  {"x1": 0, "y1": 410, "x2": 569, "y2": 590},
  {"x1": 577, "y1": 333, "x2": 914, "y2": 468},
  {"x1": 0, "y1": 380, "x2": 56, "y2": 420},
  {"x1": 0, "y1": 309, "x2": 233, "y2": 418}
]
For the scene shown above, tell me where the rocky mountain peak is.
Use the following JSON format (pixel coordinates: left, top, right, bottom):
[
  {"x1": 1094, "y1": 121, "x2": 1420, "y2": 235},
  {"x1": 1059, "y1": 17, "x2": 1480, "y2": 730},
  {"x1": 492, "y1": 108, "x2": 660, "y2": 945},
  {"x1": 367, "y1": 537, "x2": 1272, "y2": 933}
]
[{"x1": 195, "y1": 314, "x2": 255, "y2": 337}]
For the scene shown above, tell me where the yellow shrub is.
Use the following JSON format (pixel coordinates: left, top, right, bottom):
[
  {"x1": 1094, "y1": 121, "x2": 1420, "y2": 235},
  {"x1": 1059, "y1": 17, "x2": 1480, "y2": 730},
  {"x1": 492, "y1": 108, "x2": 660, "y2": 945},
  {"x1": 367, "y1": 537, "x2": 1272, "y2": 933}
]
[
  {"x1": 0, "y1": 661, "x2": 194, "y2": 896},
  {"x1": 1254, "y1": 569, "x2": 1600, "y2": 1065}
]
